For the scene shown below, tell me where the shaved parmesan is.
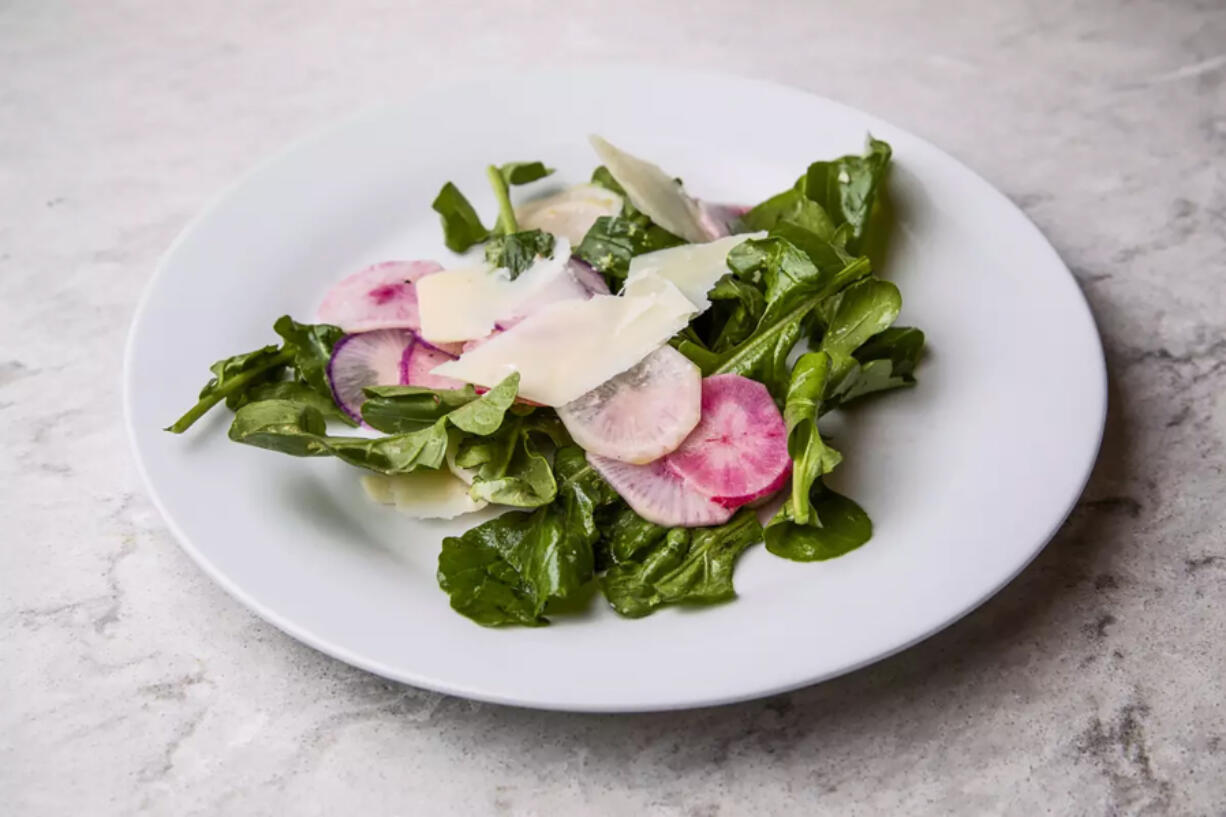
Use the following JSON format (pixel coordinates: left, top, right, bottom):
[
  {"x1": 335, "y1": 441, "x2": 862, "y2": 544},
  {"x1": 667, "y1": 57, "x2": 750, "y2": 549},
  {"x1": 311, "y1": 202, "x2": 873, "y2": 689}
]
[
  {"x1": 624, "y1": 233, "x2": 764, "y2": 310},
  {"x1": 589, "y1": 135, "x2": 710, "y2": 244},
  {"x1": 416, "y1": 237, "x2": 582, "y2": 343},
  {"x1": 430, "y1": 276, "x2": 698, "y2": 406},
  {"x1": 361, "y1": 470, "x2": 486, "y2": 520},
  {"x1": 516, "y1": 184, "x2": 622, "y2": 245}
]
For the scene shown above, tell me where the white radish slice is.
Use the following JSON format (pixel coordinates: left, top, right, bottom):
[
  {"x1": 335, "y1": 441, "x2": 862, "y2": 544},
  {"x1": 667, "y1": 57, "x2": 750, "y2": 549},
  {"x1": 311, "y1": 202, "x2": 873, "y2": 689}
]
[
  {"x1": 360, "y1": 471, "x2": 486, "y2": 520},
  {"x1": 327, "y1": 329, "x2": 414, "y2": 423},
  {"x1": 665, "y1": 374, "x2": 791, "y2": 508},
  {"x1": 557, "y1": 346, "x2": 700, "y2": 464},
  {"x1": 588, "y1": 454, "x2": 733, "y2": 528},
  {"x1": 567, "y1": 258, "x2": 610, "y2": 295},
  {"x1": 589, "y1": 135, "x2": 710, "y2": 244},
  {"x1": 516, "y1": 184, "x2": 623, "y2": 245},
  {"x1": 400, "y1": 336, "x2": 465, "y2": 390},
  {"x1": 317, "y1": 260, "x2": 442, "y2": 332}
]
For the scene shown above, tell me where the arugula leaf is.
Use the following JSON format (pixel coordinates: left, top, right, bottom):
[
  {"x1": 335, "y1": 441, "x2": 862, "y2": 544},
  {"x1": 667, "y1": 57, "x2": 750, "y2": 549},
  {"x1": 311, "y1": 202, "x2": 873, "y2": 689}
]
[
  {"x1": 437, "y1": 446, "x2": 620, "y2": 626},
  {"x1": 590, "y1": 165, "x2": 627, "y2": 199},
  {"x1": 704, "y1": 274, "x2": 766, "y2": 353},
  {"x1": 796, "y1": 137, "x2": 891, "y2": 254},
  {"x1": 228, "y1": 374, "x2": 519, "y2": 474},
  {"x1": 602, "y1": 504, "x2": 668, "y2": 564},
  {"x1": 815, "y1": 278, "x2": 902, "y2": 386},
  {"x1": 457, "y1": 415, "x2": 558, "y2": 508},
  {"x1": 601, "y1": 509, "x2": 763, "y2": 618},
  {"x1": 573, "y1": 215, "x2": 684, "y2": 286},
  {"x1": 432, "y1": 182, "x2": 491, "y2": 252},
  {"x1": 765, "y1": 485, "x2": 872, "y2": 561},
  {"x1": 272, "y1": 316, "x2": 346, "y2": 401},
  {"x1": 165, "y1": 344, "x2": 291, "y2": 433},
  {"x1": 238, "y1": 380, "x2": 355, "y2": 425},
  {"x1": 498, "y1": 161, "x2": 554, "y2": 186},
  {"x1": 483, "y1": 229, "x2": 556, "y2": 278},
  {"x1": 360, "y1": 384, "x2": 479, "y2": 433},
  {"x1": 742, "y1": 188, "x2": 837, "y2": 238}
]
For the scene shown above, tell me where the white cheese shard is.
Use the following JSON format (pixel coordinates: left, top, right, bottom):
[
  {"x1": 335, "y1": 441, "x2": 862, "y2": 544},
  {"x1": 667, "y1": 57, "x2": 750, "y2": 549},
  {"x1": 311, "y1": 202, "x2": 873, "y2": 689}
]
[
  {"x1": 361, "y1": 470, "x2": 486, "y2": 520},
  {"x1": 624, "y1": 233, "x2": 765, "y2": 311},
  {"x1": 416, "y1": 237, "x2": 582, "y2": 343},
  {"x1": 589, "y1": 135, "x2": 711, "y2": 244},
  {"x1": 430, "y1": 276, "x2": 698, "y2": 406},
  {"x1": 516, "y1": 184, "x2": 622, "y2": 246}
]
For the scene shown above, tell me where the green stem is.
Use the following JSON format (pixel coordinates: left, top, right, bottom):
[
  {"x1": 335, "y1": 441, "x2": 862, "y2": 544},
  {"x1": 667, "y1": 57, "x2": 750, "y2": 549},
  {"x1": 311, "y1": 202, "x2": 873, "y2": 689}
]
[
  {"x1": 164, "y1": 348, "x2": 293, "y2": 433},
  {"x1": 486, "y1": 165, "x2": 518, "y2": 235}
]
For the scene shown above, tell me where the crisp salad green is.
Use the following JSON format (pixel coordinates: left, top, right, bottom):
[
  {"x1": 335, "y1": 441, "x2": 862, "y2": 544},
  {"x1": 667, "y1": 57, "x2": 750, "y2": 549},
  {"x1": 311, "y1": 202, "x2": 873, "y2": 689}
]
[{"x1": 167, "y1": 136, "x2": 925, "y2": 627}]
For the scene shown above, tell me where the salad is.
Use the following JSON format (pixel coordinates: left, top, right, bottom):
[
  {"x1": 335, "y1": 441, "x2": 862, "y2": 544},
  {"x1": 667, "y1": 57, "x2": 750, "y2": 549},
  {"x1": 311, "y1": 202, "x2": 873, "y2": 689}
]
[{"x1": 166, "y1": 135, "x2": 924, "y2": 626}]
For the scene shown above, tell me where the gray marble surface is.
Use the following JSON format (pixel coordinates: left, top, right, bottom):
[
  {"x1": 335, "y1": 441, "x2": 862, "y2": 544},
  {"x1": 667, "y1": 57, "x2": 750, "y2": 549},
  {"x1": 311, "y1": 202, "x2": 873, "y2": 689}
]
[{"x1": 3, "y1": 0, "x2": 1225, "y2": 814}]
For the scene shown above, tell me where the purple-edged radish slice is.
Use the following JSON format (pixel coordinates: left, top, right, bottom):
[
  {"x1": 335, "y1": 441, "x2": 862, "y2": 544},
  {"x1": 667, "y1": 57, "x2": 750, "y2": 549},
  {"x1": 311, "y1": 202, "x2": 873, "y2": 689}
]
[
  {"x1": 587, "y1": 455, "x2": 734, "y2": 528},
  {"x1": 567, "y1": 258, "x2": 611, "y2": 296},
  {"x1": 327, "y1": 329, "x2": 414, "y2": 423},
  {"x1": 665, "y1": 374, "x2": 791, "y2": 508},
  {"x1": 697, "y1": 202, "x2": 750, "y2": 239},
  {"x1": 317, "y1": 259, "x2": 442, "y2": 333},
  {"x1": 557, "y1": 346, "x2": 700, "y2": 464},
  {"x1": 400, "y1": 336, "x2": 465, "y2": 390}
]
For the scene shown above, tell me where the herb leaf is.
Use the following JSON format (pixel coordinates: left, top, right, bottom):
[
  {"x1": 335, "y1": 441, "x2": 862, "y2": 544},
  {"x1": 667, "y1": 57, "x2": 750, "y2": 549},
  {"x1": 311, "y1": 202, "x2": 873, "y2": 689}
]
[
  {"x1": 765, "y1": 485, "x2": 872, "y2": 561},
  {"x1": 458, "y1": 415, "x2": 558, "y2": 508},
  {"x1": 432, "y1": 181, "x2": 491, "y2": 252},
  {"x1": 272, "y1": 316, "x2": 346, "y2": 401},
  {"x1": 601, "y1": 509, "x2": 763, "y2": 618},
  {"x1": 360, "y1": 385, "x2": 480, "y2": 433},
  {"x1": 832, "y1": 327, "x2": 925, "y2": 405},
  {"x1": 498, "y1": 161, "x2": 554, "y2": 186},
  {"x1": 797, "y1": 137, "x2": 892, "y2": 254},
  {"x1": 484, "y1": 229, "x2": 556, "y2": 278},
  {"x1": 573, "y1": 215, "x2": 683, "y2": 287}
]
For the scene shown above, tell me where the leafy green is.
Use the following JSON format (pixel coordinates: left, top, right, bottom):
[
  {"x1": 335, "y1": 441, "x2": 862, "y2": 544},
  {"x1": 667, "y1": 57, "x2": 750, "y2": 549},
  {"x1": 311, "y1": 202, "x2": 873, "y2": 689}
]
[
  {"x1": 834, "y1": 327, "x2": 925, "y2": 405},
  {"x1": 360, "y1": 385, "x2": 479, "y2": 433},
  {"x1": 765, "y1": 486, "x2": 872, "y2": 561},
  {"x1": 796, "y1": 137, "x2": 891, "y2": 254},
  {"x1": 437, "y1": 447, "x2": 620, "y2": 626},
  {"x1": 272, "y1": 316, "x2": 346, "y2": 401},
  {"x1": 431, "y1": 182, "x2": 490, "y2": 252},
  {"x1": 704, "y1": 274, "x2": 766, "y2": 353},
  {"x1": 484, "y1": 229, "x2": 556, "y2": 278},
  {"x1": 166, "y1": 344, "x2": 290, "y2": 433},
  {"x1": 814, "y1": 278, "x2": 902, "y2": 386},
  {"x1": 742, "y1": 188, "x2": 837, "y2": 238},
  {"x1": 498, "y1": 161, "x2": 554, "y2": 187},
  {"x1": 238, "y1": 380, "x2": 354, "y2": 425},
  {"x1": 456, "y1": 414, "x2": 558, "y2": 508},
  {"x1": 590, "y1": 165, "x2": 627, "y2": 198},
  {"x1": 601, "y1": 509, "x2": 763, "y2": 618},
  {"x1": 228, "y1": 374, "x2": 520, "y2": 474},
  {"x1": 573, "y1": 215, "x2": 684, "y2": 286}
]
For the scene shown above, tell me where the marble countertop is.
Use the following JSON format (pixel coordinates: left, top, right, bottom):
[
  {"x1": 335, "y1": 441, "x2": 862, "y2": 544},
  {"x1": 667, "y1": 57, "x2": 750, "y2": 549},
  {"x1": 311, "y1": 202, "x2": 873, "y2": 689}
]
[{"x1": 4, "y1": 0, "x2": 1225, "y2": 814}]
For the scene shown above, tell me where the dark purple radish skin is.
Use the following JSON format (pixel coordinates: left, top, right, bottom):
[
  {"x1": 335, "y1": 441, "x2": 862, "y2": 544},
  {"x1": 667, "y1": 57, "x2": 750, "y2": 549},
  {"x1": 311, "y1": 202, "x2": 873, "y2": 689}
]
[
  {"x1": 326, "y1": 329, "x2": 416, "y2": 424},
  {"x1": 587, "y1": 454, "x2": 734, "y2": 528},
  {"x1": 399, "y1": 336, "x2": 466, "y2": 390},
  {"x1": 316, "y1": 260, "x2": 443, "y2": 333},
  {"x1": 696, "y1": 202, "x2": 750, "y2": 240},
  {"x1": 664, "y1": 374, "x2": 791, "y2": 509},
  {"x1": 567, "y1": 257, "x2": 611, "y2": 296}
]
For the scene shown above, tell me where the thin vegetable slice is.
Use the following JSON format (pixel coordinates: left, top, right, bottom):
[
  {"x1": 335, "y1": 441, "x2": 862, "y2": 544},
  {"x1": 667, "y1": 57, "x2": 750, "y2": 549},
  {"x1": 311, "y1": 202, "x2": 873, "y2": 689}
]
[
  {"x1": 316, "y1": 260, "x2": 442, "y2": 332},
  {"x1": 400, "y1": 336, "x2": 465, "y2": 390},
  {"x1": 326, "y1": 329, "x2": 415, "y2": 424},
  {"x1": 587, "y1": 454, "x2": 734, "y2": 528}
]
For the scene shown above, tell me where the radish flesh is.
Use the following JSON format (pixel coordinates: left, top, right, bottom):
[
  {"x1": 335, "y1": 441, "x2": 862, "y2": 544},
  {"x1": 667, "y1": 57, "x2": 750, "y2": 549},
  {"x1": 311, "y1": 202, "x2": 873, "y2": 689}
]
[
  {"x1": 697, "y1": 202, "x2": 750, "y2": 239},
  {"x1": 317, "y1": 260, "x2": 442, "y2": 333},
  {"x1": 587, "y1": 454, "x2": 734, "y2": 528},
  {"x1": 327, "y1": 329, "x2": 415, "y2": 423},
  {"x1": 400, "y1": 337, "x2": 465, "y2": 390},
  {"x1": 558, "y1": 345, "x2": 700, "y2": 464},
  {"x1": 665, "y1": 374, "x2": 791, "y2": 508},
  {"x1": 568, "y1": 258, "x2": 611, "y2": 295}
]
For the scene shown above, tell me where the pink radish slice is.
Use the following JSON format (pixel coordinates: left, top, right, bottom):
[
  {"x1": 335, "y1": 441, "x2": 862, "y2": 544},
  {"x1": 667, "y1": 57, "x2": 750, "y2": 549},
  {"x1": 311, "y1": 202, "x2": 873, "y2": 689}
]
[
  {"x1": 327, "y1": 329, "x2": 415, "y2": 423},
  {"x1": 696, "y1": 202, "x2": 750, "y2": 239},
  {"x1": 587, "y1": 454, "x2": 734, "y2": 528},
  {"x1": 665, "y1": 374, "x2": 791, "y2": 508},
  {"x1": 567, "y1": 258, "x2": 611, "y2": 295},
  {"x1": 400, "y1": 336, "x2": 465, "y2": 390},
  {"x1": 316, "y1": 259, "x2": 443, "y2": 333},
  {"x1": 557, "y1": 345, "x2": 701, "y2": 464}
]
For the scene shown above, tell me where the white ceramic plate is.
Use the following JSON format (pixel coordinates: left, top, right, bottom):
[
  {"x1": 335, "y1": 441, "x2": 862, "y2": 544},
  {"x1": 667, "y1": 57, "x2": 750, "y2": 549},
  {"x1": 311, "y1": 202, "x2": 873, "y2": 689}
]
[{"x1": 125, "y1": 67, "x2": 1105, "y2": 712}]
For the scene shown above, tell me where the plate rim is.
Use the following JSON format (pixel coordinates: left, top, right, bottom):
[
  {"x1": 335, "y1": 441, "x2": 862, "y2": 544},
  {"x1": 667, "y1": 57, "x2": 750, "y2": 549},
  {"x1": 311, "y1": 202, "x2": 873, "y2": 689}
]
[{"x1": 123, "y1": 66, "x2": 1108, "y2": 712}]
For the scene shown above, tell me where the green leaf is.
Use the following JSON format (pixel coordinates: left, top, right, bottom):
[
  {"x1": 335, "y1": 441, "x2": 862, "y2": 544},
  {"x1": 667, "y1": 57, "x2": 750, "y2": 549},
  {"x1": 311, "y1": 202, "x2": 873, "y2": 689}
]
[
  {"x1": 498, "y1": 161, "x2": 554, "y2": 186},
  {"x1": 765, "y1": 485, "x2": 872, "y2": 561},
  {"x1": 459, "y1": 416, "x2": 558, "y2": 508},
  {"x1": 272, "y1": 316, "x2": 346, "y2": 401},
  {"x1": 590, "y1": 165, "x2": 627, "y2": 199},
  {"x1": 742, "y1": 188, "x2": 837, "y2": 238},
  {"x1": 238, "y1": 380, "x2": 355, "y2": 425},
  {"x1": 483, "y1": 229, "x2": 556, "y2": 278},
  {"x1": 437, "y1": 446, "x2": 620, "y2": 626},
  {"x1": 360, "y1": 385, "x2": 480, "y2": 433},
  {"x1": 573, "y1": 215, "x2": 684, "y2": 287},
  {"x1": 600, "y1": 509, "x2": 763, "y2": 618},
  {"x1": 780, "y1": 352, "x2": 842, "y2": 525},
  {"x1": 705, "y1": 274, "x2": 766, "y2": 353},
  {"x1": 165, "y1": 344, "x2": 291, "y2": 433},
  {"x1": 832, "y1": 326, "x2": 926, "y2": 406},
  {"x1": 797, "y1": 137, "x2": 892, "y2": 254},
  {"x1": 815, "y1": 278, "x2": 902, "y2": 386},
  {"x1": 228, "y1": 374, "x2": 520, "y2": 474},
  {"x1": 603, "y1": 505, "x2": 669, "y2": 564},
  {"x1": 432, "y1": 181, "x2": 491, "y2": 252}
]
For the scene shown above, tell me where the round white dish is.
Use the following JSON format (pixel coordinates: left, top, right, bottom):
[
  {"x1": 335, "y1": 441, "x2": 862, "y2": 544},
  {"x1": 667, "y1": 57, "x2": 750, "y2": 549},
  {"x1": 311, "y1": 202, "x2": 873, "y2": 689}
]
[{"x1": 125, "y1": 67, "x2": 1106, "y2": 712}]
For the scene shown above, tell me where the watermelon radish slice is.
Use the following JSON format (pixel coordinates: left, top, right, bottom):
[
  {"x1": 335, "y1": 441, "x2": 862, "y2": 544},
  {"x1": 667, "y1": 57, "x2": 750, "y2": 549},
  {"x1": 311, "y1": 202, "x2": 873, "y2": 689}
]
[
  {"x1": 665, "y1": 374, "x2": 791, "y2": 508},
  {"x1": 400, "y1": 336, "x2": 465, "y2": 390},
  {"x1": 557, "y1": 345, "x2": 700, "y2": 464},
  {"x1": 567, "y1": 258, "x2": 611, "y2": 296},
  {"x1": 587, "y1": 454, "x2": 734, "y2": 528},
  {"x1": 697, "y1": 202, "x2": 750, "y2": 239},
  {"x1": 326, "y1": 329, "x2": 415, "y2": 423},
  {"x1": 316, "y1": 259, "x2": 442, "y2": 333}
]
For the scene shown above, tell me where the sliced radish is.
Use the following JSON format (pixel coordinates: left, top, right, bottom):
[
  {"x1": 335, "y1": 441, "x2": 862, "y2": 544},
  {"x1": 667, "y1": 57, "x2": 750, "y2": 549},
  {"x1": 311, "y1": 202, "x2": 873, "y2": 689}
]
[
  {"x1": 326, "y1": 329, "x2": 415, "y2": 423},
  {"x1": 567, "y1": 258, "x2": 611, "y2": 295},
  {"x1": 516, "y1": 184, "x2": 623, "y2": 245},
  {"x1": 697, "y1": 202, "x2": 750, "y2": 239},
  {"x1": 400, "y1": 336, "x2": 465, "y2": 390},
  {"x1": 317, "y1": 260, "x2": 442, "y2": 332},
  {"x1": 587, "y1": 454, "x2": 733, "y2": 528},
  {"x1": 558, "y1": 345, "x2": 700, "y2": 464},
  {"x1": 665, "y1": 374, "x2": 791, "y2": 508}
]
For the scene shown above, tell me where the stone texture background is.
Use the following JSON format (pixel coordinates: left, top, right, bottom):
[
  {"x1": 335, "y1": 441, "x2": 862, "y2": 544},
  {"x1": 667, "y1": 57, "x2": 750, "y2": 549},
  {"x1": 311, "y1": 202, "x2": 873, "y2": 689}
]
[{"x1": 2, "y1": 0, "x2": 1224, "y2": 814}]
